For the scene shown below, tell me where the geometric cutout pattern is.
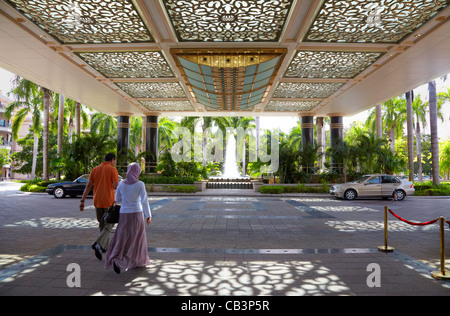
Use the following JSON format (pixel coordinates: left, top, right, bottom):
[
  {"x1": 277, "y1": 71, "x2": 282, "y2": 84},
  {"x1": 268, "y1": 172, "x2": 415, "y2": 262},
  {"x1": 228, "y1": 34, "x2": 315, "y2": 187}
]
[
  {"x1": 265, "y1": 100, "x2": 321, "y2": 112},
  {"x1": 273, "y1": 82, "x2": 345, "y2": 99},
  {"x1": 115, "y1": 82, "x2": 186, "y2": 98},
  {"x1": 4, "y1": 0, "x2": 154, "y2": 44},
  {"x1": 304, "y1": 0, "x2": 449, "y2": 43},
  {"x1": 284, "y1": 51, "x2": 383, "y2": 79},
  {"x1": 76, "y1": 51, "x2": 174, "y2": 78},
  {"x1": 162, "y1": 0, "x2": 294, "y2": 42},
  {"x1": 139, "y1": 100, "x2": 195, "y2": 112}
]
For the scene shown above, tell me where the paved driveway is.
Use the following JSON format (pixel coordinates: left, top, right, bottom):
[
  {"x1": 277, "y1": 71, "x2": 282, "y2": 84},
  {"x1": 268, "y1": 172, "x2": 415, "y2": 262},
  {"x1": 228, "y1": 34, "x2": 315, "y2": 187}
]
[{"x1": 1, "y1": 182, "x2": 450, "y2": 296}]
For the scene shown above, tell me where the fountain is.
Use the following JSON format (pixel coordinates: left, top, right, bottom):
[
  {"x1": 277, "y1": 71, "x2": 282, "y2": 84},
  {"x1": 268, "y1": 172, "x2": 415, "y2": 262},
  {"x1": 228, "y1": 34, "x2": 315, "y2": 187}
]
[
  {"x1": 222, "y1": 134, "x2": 241, "y2": 178},
  {"x1": 207, "y1": 134, "x2": 253, "y2": 189}
]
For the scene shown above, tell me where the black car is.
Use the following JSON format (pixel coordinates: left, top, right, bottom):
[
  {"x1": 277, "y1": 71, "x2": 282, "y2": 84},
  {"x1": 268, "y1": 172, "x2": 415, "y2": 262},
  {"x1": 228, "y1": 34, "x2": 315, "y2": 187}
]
[
  {"x1": 46, "y1": 174, "x2": 92, "y2": 198},
  {"x1": 47, "y1": 174, "x2": 124, "y2": 198}
]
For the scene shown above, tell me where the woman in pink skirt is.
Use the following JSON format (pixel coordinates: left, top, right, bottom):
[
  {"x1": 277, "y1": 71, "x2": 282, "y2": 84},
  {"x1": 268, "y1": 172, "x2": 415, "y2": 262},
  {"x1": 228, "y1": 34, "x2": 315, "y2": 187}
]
[{"x1": 105, "y1": 163, "x2": 152, "y2": 274}]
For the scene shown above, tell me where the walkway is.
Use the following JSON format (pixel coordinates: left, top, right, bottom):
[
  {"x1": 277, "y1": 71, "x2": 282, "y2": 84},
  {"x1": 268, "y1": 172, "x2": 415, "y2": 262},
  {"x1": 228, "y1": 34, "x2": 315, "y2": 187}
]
[{"x1": 1, "y1": 182, "x2": 450, "y2": 298}]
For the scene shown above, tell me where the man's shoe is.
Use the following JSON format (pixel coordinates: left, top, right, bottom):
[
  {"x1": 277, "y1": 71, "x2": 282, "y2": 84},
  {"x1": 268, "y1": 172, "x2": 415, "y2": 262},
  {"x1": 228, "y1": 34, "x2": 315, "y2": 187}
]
[
  {"x1": 93, "y1": 243, "x2": 102, "y2": 260},
  {"x1": 113, "y1": 262, "x2": 121, "y2": 274}
]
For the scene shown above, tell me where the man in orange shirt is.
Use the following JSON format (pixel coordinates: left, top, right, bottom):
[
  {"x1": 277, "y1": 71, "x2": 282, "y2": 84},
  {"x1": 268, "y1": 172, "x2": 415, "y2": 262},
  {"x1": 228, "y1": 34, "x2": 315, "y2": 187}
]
[{"x1": 79, "y1": 153, "x2": 120, "y2": 260}]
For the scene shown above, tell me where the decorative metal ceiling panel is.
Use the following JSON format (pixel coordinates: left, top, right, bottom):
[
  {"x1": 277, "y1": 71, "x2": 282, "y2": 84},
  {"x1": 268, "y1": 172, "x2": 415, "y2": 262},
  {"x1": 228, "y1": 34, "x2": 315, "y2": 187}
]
[
  {"x1": 305, "y1": 0, "x2": 449, "y2": 43},
  {"x1": 284, "y1": 51, "x2": 383, "y2": 79},
  {"x1": 76, "y1": 51, "x2": 174, "y2": 78},
  {"x1": 115, "y1": 82, "x2": 186, "y2": 98},
  {"x1": 273, "y1": 82, "x2": 345, "y2": 99},
  {"x1": 162, "y1": 0, "x2": 293, "y2": 42},
  {"x1": 5, "y1": 0, "x2": 154, "y2": 44},
  {"x1": 265, "y1": 100, "x2": 321, "y2": 112},
  {"x1": 139, "y1": 100, "x2": 195, "y2": 111}
]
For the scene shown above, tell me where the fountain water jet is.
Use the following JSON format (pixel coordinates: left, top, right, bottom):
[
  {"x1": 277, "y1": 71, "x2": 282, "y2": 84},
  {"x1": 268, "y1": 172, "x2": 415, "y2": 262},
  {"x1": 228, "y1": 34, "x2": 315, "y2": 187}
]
[
  {"x1": 222, "y1": 134, "x2": 242, "y2": 178},
  {"x1": 206, "y1": 134, "x2": 252, "y2": 189}
]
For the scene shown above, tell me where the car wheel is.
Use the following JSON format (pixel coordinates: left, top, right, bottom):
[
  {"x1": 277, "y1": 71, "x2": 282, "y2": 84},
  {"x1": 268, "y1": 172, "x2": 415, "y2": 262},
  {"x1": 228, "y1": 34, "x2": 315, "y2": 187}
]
[
  {"x1": 396, "y1": 189, "x2": 406, "y2": 201},
  {"x1": 53, "y1": 187, "x2": 66, "y2": 199},
  {"x1": 344, "y1": 189, "x2": 357, "y2": 200}
]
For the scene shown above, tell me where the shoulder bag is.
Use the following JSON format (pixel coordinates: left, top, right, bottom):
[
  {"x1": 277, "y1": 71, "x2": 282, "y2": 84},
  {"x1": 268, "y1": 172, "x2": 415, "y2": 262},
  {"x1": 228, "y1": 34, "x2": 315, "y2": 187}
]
[{"x1": 102, "y1": 201, "x2": 120, "y2": 224}]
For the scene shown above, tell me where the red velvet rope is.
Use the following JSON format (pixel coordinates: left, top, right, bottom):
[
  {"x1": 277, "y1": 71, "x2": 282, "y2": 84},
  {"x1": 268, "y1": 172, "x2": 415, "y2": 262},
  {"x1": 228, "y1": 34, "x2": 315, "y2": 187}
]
[{"x1": 387, "y1": 208, "x2": 439, "y2": 226}]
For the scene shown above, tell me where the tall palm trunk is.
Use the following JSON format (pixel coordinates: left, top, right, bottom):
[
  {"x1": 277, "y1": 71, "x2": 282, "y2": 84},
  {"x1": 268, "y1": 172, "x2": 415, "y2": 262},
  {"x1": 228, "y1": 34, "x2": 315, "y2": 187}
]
[
  {"x1": 389, "y1": 127, "x2": 395, "y2": 153},
  {"x1": 405, "y1": 91, "x2": 414, "y2": 181},
  {"x1": 31, "y1": 133, "x2": 38, "y2": 179},
  {"x1": 429, "y1": 80, "x2": 440, "y2": 185},
  {"x1": 375, "y1": 104, "x2": 382, "y2": 138},
  {"x1": 42, "y1": 88, "x2": 50, "y2": 181},
  {"x1": 202, "y1": 122, "x2": 207, "y2": 167},
  {"x1": 415, "y1": 121, "x2": 422, "y2": 182},
  {"x1": 56, "y1": 94, "x2": 64, "y2": 180},
  {"x1": 75, "y1": 102, "x2": 81, "y2": 136}
]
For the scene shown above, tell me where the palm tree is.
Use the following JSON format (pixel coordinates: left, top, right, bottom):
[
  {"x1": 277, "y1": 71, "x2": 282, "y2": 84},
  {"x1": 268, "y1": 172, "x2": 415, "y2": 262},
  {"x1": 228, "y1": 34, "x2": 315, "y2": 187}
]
[
  {"x1": 411, "y1": 94, "x2": 427, "y2": 182},
  {"x1": 5, "y1": 77, "x2": 42, "y2": 179},
  {"x1": 51, "y1": 97, "x2": 89, "y2": 144},
  {"x1": 287, "y1": 121, "x2": 302, "y2": 149},
  {"x1": 345, "y1": 121, "x2": 368, "y2": 172},
  {"x1": 354, "y1": 131, "x2": 388, "y2": 174},
  {"x1": 406, "y1": 90, "x2": 414, "y2": 181},
  {"x1": 42, "y1": 88, "x2": 51, "y2": 181},
  {"x1": 440, "y1": 140, "x2": 450, "y2": 180},
  {"x1": 382, "y1": 97, "x2": 406, "y2": 153},
  {"x1": 158, "y1": 117, "x2": 179, "y2": 153},
  {"x1": 129, "y1": 116, "x2": 142, "y2": 156},
  {"x1": 429, "y1": 80, "x2": 440, "y2": 185},
  {"x1": 90, "y1": 112, "x2": 117, "y2": 136}
]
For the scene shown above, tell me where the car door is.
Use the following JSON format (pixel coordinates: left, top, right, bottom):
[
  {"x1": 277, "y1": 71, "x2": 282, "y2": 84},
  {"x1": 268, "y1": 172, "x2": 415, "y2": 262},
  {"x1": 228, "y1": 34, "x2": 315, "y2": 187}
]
[
  {"x1": 72, "y1": 174, "x2": 89, "y2": 195},
  {"x1": 360, "y1": 176, "x2": 381, "y2": 197},
  {"x1": 381, "y1": 175, "x2": 400, "y2": 197}
]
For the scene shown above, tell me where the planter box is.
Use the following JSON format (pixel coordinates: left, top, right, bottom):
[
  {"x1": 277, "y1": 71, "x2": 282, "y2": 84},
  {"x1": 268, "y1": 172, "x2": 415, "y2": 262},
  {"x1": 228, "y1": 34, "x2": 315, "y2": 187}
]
[{"x1": 252, "y1": 181, "x2": 263, "y2": 192}]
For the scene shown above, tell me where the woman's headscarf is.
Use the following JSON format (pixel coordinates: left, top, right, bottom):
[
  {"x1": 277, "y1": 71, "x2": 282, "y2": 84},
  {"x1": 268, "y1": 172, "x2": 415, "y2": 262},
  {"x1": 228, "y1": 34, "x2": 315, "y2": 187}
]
[{"x1": 124, "y1": 163, "x2": 141, "y2": 185}]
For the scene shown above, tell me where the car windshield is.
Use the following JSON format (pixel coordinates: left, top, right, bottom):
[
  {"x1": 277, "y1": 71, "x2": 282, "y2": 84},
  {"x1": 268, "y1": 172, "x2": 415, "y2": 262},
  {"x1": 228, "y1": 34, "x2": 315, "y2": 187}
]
[
  {"x1": 354, "y1": 175, "x2": 371, "y2": 183},
  {"x1": 77, "y1": 174, "x2": 89, "y2": 182}
]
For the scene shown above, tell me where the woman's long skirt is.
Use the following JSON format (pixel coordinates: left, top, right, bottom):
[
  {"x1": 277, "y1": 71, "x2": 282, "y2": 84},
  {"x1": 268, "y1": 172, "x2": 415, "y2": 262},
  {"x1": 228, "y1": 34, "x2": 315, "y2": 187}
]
[{"x1": 105, "y1": 212, "x2": 150, "y2": 271}]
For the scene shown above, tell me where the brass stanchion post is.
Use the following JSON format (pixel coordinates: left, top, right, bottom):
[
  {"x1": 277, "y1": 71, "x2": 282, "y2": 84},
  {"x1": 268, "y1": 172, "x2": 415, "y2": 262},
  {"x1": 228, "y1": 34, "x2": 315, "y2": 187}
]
[
  {"x1": 431, "y1": 217, "x2": 450, "y2": 279},
  {"x1": 378, "y1": 206, "x2": 394, "y2": 252}
]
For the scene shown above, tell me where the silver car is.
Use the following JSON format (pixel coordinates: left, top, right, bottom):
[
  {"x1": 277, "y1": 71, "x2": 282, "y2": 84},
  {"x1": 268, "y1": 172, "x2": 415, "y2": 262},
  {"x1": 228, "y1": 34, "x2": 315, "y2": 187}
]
[{"x1": 329, "y1": 174, "x2": 415, "y2": 201}]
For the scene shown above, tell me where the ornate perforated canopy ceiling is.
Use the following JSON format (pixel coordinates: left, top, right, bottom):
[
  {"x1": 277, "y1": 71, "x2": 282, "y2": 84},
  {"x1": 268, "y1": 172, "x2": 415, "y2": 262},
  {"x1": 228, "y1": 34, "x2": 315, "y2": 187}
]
[{"x1": 0, "y1": 0, "x2": 449, "y2": 117}]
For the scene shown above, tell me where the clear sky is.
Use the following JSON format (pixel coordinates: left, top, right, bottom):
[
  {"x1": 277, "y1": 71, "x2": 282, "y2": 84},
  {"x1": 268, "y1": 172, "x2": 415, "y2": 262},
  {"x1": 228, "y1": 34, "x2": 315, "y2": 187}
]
[{"x1": 1, "y1": 66, "x2": 449, "y2": 140}]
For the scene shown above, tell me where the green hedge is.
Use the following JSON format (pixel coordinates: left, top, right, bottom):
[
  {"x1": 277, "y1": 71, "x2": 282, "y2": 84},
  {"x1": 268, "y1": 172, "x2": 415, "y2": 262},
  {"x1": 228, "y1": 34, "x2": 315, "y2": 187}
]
[
  {"x1": 259, "y1": 186, "x2": 284, "y2": 194},
  {"x1": 19, "y1": 178, "x2": 57, "y2": 193},
  {"x1": 162, "y1": 185, "x2": 198, "y2": 193},
  {"x1": 20, "y1": 183, "x2": 47, "y2": 193},
  {"x1": 259, "y1": 184, "x2": 329, "y2": 194},
  {"x1": 414, "y1": 182, "x2": 450, "y2": 196},
  {"x1": 140, "y1": 176, "x2": 197, "y2": 184}
]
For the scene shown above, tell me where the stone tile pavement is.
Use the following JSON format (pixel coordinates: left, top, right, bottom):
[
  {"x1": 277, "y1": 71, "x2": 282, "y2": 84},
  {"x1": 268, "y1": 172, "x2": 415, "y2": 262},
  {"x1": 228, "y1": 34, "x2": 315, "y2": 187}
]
[{"x1": 1, "y1": 181, "x2": 450, "y2": 297}]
